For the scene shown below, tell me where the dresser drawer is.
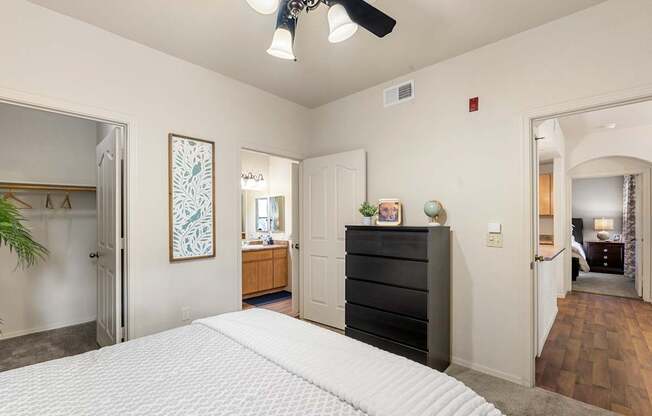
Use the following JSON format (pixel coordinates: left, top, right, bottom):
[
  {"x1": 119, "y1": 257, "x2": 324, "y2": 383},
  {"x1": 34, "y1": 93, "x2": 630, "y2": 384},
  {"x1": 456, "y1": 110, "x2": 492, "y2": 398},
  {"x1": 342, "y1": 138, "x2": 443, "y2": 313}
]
[
  {"x1": 345, "y1": 254, "x2": 428, "y2": 290},
  {"x1": 346, "y1": 229, "x2": 428, "y2": 260},
  {"x1": 345, "y1": 327, "x2": 427, "y2": 365},
  {"x1": 346, "y1": 303, "x2": 427, "y2": 350},
  {"x1": 346, "y1": 279, "x2": 427, "y2": 320}
]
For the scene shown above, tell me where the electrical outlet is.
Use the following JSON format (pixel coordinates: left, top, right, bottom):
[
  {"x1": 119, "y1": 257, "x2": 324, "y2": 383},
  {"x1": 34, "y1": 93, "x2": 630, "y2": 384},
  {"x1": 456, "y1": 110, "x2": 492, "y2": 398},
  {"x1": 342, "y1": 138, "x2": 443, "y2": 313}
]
[
  {"x1": 181, "y1": 307, "x2": 191, "y2": 322},
  {"x1": 487, "y1": 233, "x2": 503, "y2": 248}
]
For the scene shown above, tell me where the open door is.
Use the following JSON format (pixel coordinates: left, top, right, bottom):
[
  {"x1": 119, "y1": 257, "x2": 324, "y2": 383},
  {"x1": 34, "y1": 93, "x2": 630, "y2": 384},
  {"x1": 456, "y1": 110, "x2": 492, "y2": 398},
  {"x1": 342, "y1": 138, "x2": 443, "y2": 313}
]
[
  {"x1": 301, "y1": 149, "x2": 366, "y2": 329},
  {"x1": 95, "y1": 126, "x2": 123, "y2": 347}
]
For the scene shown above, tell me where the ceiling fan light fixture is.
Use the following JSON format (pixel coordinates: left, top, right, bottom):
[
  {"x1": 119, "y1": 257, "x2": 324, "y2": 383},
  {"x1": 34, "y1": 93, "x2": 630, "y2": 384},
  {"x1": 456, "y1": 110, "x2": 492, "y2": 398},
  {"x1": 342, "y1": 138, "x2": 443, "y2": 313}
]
[
  {"x1": 327, "y1": 4, "x2": 359, "y2": 43},
  {"x1": 267, "y1": 28, "x2": 296, "y2": 60},
  {"x1": 246, "y1": 0, "x2": 280, "y2": 15}
]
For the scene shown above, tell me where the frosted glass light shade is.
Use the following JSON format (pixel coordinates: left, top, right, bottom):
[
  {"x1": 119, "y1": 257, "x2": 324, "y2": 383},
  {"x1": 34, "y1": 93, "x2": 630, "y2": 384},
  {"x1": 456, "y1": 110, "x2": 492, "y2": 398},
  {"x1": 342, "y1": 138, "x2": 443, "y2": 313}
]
[
  {"x1": 246, "y1": 0, "x2": 280, "y2": 15},
  {"x1": 267, "y1": 28, "x2": 296, "y2": 60},
  {"x1": 328, "y1": 4, "x2": 358, "y2": 43}
]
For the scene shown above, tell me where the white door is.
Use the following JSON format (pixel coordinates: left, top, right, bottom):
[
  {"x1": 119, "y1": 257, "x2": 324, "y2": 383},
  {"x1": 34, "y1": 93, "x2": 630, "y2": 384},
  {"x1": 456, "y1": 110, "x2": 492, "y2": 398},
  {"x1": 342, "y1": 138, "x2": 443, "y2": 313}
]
[
  {"x1": 290, "y1": 162, "x2": 300, "y2": 315},
  {"x1": 301, "y1": 149, "x2": 366, "y2": 329},
  {"x1": 95, "y1": 126, "x2": 123, "y2": 347}
]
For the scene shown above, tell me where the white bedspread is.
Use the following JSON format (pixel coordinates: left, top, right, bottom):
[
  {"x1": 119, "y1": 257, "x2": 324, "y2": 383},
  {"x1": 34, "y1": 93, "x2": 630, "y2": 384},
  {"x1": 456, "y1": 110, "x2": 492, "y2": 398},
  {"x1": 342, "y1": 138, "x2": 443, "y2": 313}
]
[
  {"x1": 197, "y1": 309, "x2": 502, "y2": 416},
  {"x1": 1, "y1": 309, "x2": 503, "y2": 416},
  {"x1": 571, "y1": 239, "x2": 590, "y2": 272}
]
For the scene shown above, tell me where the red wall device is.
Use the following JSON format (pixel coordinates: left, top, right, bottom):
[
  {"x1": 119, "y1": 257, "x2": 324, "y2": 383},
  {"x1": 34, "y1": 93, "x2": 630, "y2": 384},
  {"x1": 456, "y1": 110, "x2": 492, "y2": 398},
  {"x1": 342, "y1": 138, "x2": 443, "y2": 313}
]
[{"x1": 469, "y1": 97, "x2": 479, "y2": 112}]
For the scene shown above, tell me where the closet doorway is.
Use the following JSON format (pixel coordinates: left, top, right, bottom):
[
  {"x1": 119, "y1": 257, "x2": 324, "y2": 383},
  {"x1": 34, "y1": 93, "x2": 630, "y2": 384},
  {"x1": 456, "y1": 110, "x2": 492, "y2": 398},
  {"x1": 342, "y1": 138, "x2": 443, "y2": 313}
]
[{"x1": 0, "y1": 101, "x2": 129, "y2": 371}]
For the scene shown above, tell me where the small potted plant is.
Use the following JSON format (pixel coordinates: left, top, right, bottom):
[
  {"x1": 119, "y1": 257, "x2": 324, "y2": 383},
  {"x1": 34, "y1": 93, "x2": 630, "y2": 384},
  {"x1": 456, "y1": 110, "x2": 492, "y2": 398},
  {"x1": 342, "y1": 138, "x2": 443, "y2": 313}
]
[{"x1": 358, "y1": 201, "x2": 378, "y2": 226}]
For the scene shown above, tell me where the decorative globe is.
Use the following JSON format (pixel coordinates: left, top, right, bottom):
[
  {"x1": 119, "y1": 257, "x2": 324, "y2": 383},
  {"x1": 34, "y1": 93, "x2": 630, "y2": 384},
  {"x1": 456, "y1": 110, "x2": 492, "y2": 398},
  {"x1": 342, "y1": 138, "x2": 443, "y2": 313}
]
[{"x1": 424, "y1": 200, "x2": 442, "y2": 218}]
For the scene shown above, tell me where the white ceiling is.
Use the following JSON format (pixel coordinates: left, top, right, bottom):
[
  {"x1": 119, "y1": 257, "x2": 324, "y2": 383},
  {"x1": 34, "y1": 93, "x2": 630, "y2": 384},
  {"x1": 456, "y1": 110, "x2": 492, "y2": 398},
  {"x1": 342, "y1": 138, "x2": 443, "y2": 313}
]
[
  {"x1": 559, "y1": 100, "x2": 652, "y2": 140},
  {"x1": 28, "y1": 0, "x2": 606, "y2": 108}
]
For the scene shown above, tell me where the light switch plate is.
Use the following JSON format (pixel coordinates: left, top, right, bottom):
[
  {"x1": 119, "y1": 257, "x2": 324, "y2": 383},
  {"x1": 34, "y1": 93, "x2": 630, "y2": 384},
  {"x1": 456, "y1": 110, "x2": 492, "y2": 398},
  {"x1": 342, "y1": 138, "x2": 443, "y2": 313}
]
[
  {"x1": 488, "y1": 223, "x2": 502, "y2": 233},
  {"x1": 487, "y1": 233, "x2": 503, "y2": 248}
]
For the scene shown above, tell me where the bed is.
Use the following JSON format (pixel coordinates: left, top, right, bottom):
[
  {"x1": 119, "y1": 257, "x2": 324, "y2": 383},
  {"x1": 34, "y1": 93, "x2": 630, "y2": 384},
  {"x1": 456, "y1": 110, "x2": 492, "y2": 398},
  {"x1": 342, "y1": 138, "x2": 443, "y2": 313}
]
[
  {"x1": 571, "y1": 218, "x2": 590, "y2": 280},
  {"x1": 0, "y1": 309, "x2": 503, "y2": 416}
]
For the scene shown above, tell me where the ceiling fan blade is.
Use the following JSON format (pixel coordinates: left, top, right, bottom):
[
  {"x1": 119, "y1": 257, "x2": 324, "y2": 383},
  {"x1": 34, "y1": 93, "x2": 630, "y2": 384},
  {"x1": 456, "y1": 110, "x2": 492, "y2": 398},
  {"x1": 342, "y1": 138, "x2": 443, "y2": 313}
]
[{"x1": 334, "y1": 0, "x2": 396, "y2": 38}]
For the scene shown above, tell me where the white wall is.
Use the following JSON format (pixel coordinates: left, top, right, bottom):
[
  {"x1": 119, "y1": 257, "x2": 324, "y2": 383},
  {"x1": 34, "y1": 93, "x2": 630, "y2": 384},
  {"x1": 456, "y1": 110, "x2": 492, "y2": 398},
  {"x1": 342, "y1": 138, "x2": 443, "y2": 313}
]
[
  {"x1": 0, "y1": 103, "x2": 98, "y2": 337},
  {"x1": 241, "y1": 151, "x2": 295, "y2": 241},
  {"x1": 567, "y1": 124, "x2": 652, "y2": 169},
  {"x1": 241, "y1": 151, "x2": 270, "y2": 239},
  {"x1": 0, "y1": 0, "x2": 309, "y2": 338},
  {"x1": 307, "y1": 0, "x2": 652, "y2": 384},
  {"x1": 267, "y1": 156, "x2": 296, "y2": 241},
  {"x1": 572, "y1": 176, "x2": 624, "y2": 242}
]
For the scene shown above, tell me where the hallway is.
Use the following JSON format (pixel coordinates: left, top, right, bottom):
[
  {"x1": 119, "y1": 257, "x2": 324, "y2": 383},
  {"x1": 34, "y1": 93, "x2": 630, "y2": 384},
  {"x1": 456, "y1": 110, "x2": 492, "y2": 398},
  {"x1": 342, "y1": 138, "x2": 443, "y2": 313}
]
[{"x1": 536, "y1": 292, "x2": 652, "y2": 415}]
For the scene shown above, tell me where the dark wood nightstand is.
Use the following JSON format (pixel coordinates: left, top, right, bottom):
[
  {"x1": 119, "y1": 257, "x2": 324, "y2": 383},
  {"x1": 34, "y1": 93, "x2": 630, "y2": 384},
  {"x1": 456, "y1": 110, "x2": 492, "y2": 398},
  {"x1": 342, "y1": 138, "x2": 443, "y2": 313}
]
[{"x1": 586, "y1": 241, "x2": 625, "y2": 275}]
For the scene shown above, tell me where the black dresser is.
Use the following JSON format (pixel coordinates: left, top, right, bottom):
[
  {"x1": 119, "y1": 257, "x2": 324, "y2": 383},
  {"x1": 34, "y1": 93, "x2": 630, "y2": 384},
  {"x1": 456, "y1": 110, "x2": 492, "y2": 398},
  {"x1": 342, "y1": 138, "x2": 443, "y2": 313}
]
[
  {"x1": 344, "y1": 225, "x2": 450, "y2": 371},
  {"x1": 586, "y1": 241, "x2": 625, "y2": 274}
]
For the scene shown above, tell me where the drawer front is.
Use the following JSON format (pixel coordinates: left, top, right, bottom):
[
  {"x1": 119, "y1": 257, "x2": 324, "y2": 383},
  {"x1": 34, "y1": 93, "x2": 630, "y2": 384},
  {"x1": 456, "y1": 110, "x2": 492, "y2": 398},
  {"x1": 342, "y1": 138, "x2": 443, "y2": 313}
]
[
  {"x1": 346, "y1": 254, "x2": 428, "y2": 290},
  {"x1": 273, "y1": 248, "x2": 287, "y2": 258},
  {"x1": 346, "y1": 229, "x2": 428, "y2": 260},
  {"x1": 243, "y1": 250, "x2": 274, "y2": 262},
  {"x1": 346, "y1": 303, "x2": 427, "y2": 350},
  {"x1": 346, "y1": 279, "x2": 427, "y2": 320},
  {"x1": 345, "y1": 327, "x2": 427, "y2": 365}
]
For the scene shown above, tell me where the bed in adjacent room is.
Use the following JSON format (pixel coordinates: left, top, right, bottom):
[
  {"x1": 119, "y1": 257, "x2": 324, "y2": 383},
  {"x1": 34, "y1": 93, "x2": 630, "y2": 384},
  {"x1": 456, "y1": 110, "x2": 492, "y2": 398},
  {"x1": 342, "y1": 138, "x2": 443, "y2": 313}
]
[
  {"x1": 0, "y1": 309, "x2": 502, "y2": 416},
  {"x1": 571, "y1": 218, "x2": 590, "y2": 280}
]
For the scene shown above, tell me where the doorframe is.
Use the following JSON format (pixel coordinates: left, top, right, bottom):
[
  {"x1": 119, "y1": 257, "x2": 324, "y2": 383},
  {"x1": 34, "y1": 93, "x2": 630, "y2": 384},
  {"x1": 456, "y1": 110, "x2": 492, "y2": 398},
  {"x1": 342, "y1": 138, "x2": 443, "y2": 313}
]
[
  {"x1": 0, "y1": 87, "x2": 136, "y2": 342},
  {"x1": 565, "y1": 166, "x2": 652, "y2": 299},
  {"x1": 235, "y1": 145, "x2": 303, "y2": 315},
  {"x1": 524, "y1": 84, "x2": 652, "y2": 387}
]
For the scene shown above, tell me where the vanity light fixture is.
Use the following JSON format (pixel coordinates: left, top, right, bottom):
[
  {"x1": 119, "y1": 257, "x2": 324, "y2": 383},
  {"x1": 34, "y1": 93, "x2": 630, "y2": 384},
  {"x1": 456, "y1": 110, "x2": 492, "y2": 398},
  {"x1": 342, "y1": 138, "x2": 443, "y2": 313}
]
[{"x1": 241, "y1": 172, "x2": 266, "y2": 190}]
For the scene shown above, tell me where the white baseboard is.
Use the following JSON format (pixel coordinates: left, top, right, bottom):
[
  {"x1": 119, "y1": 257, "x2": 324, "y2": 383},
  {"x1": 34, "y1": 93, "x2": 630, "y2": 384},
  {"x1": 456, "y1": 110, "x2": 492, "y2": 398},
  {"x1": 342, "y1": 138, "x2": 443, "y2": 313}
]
[
  {"x1": 451, "y1": 356, "x2": 528, "y2": 386},
  {"x1": 0, "y1": 317, "x2": 96, "y2": 340}
]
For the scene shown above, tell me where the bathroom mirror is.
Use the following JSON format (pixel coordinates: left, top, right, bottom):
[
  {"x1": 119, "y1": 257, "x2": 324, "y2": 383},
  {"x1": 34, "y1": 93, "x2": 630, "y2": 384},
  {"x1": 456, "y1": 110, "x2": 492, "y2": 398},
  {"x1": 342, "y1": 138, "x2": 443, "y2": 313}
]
[{"x1": 255, "y1": 195, "x2": 285, "y2": 233}]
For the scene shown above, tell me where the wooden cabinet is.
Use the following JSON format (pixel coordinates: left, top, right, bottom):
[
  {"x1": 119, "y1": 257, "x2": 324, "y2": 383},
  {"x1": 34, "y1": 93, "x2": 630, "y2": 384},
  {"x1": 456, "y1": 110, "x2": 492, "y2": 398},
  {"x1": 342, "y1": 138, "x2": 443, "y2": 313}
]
[
  {"x1": 242, "y1": 247, "x2": 288, "y2": 296},
  {"x1": 586, "y1": 241, "x2": 624, "y2": 274},
  {"x1": 242, "y1": 261, "x2": 259, "y2": 295},
  {"x1": 273, "y1": 249, "x2": 288, "y2": 288},
  {"x1": 539, "y1": 173, "x2": 553, "y2": 216}
]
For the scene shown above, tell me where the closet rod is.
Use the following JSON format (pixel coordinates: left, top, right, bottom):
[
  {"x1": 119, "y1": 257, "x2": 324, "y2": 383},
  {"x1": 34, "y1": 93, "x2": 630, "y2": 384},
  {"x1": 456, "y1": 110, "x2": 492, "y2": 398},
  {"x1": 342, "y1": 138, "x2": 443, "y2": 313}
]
[{"x1": 0, "y1": 182, "x2": 96, "y2": 192}]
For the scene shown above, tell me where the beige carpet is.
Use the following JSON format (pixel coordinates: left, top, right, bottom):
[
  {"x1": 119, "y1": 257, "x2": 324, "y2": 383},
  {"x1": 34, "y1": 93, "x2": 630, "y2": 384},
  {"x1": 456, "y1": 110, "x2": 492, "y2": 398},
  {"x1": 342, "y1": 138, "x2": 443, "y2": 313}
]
[
  {"x1": 572, "y1": 272, "x2": 639, "y2": 298},
  {"x1": 447, "y1": 365, "x2": 616, "y2": 416}
]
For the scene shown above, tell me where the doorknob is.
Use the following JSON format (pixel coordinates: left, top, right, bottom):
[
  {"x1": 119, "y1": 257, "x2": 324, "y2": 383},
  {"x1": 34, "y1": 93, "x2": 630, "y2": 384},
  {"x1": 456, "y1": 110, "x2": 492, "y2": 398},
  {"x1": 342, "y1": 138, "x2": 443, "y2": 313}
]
[
  {"x1": 534, "y1": 255, "x2": 545, "y2": 263},
  {"x1": 89, "y1": 252, "x2": 100, "y2": 259}
]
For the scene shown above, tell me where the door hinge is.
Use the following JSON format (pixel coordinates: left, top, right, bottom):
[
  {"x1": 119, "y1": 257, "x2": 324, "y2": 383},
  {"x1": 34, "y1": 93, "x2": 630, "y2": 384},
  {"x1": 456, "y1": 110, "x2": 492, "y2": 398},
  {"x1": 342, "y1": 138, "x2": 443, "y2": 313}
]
[{"x1": 120, "y1": 238, "x2": 125, "y2": 249}]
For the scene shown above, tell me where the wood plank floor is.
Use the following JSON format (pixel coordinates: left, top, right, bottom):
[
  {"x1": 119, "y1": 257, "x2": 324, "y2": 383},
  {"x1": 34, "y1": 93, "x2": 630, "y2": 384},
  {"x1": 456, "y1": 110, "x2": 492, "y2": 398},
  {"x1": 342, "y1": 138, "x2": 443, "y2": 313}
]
[
  {"x1": 242, "y1": 298, "x2": 298, "y2": 317},
  {"x1": 536, "y1": 291, "x2": 652, "y2": 415}
]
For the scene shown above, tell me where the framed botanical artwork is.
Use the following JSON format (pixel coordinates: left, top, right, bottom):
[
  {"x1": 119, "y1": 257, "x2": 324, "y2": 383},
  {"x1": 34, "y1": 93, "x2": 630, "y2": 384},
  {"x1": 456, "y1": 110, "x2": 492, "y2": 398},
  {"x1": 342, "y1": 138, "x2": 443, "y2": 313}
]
[
  {"x1": 377, "y1": 199, "x2": 402, "y2": 226},
  {"x1": 168, "y1": 133, "x2": 215, "y2": 262}
]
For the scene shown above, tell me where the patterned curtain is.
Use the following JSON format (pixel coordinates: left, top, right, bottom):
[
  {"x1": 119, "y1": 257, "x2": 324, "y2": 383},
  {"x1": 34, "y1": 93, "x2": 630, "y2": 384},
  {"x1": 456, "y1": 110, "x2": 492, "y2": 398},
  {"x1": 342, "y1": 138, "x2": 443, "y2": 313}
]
[{"x1": 623, "y1": 175, "x2": 637, "y2": 279}]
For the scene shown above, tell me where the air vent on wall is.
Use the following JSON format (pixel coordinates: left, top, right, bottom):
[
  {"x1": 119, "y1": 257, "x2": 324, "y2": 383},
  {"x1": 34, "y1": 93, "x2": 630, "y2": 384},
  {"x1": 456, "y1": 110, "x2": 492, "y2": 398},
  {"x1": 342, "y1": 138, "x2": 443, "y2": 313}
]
[{"x1": 384, "y1": 81, "x2": 415, "y2": 107}]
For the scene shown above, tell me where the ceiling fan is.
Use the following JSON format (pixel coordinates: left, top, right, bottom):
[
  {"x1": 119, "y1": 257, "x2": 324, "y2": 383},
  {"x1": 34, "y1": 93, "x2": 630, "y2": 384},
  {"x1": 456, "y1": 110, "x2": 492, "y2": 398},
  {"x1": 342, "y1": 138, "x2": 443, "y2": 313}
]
[{"x1": 246, "y1": 0, "x2": 397, "y2": 61}]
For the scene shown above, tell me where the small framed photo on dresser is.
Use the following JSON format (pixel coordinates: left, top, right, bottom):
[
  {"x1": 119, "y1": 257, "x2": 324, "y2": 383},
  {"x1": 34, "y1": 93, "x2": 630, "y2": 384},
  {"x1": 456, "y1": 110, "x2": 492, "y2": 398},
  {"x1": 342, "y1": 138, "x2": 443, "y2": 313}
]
[{"x1": 377, "y1": 199, "x2": 402, "y2": 226}]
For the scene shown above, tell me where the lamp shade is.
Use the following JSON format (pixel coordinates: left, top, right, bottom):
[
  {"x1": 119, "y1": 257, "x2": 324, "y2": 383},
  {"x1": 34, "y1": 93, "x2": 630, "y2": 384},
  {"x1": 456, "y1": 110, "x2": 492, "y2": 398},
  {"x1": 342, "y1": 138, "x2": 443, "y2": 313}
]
[
  {"x1": 328, "y1": 4, "x2": 359, "y2": 43},
  {"x1": 267, "y1": 28, "x2": 296, "y2": 60},
  {"x1": 246, "y1": 0, "x2": 280, "y2": 15},
  {"x1": 594, "y1": 218, "x2": 614, "y2": 231}
]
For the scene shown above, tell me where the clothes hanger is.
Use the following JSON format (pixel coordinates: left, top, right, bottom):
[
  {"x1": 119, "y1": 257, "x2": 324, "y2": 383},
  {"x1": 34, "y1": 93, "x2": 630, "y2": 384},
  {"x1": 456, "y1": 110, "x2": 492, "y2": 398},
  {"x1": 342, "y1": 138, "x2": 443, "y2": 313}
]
[
  {"x1": 2, "y1": 191, "x2": 32, "y2": 209},
  {"x1": 61, "y1": 193, "x2": 72, "y2": 209}
]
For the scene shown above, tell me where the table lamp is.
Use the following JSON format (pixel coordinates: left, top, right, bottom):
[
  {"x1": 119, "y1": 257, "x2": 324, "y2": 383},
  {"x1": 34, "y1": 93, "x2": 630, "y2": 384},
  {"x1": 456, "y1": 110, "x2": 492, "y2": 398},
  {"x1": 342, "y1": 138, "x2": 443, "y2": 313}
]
[{"x1": 594, "y1": 218, "x2": 614, "y2": 241}]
